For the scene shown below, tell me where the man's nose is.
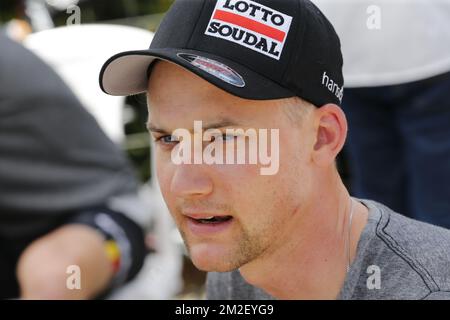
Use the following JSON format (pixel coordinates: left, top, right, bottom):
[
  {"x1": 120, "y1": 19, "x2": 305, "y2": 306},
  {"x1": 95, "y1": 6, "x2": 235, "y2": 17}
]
[{"x1": 170, "y1": 164, "x2": 213, "y2": 198}]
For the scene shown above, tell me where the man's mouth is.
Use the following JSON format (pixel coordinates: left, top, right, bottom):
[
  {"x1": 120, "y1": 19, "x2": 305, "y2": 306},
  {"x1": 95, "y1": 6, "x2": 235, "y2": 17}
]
[
  {"x1": 183, "y1": 213, "x2": 234, "y2": 235},
  {"x1": 188, "y1": 215, "x2": 233, "y2": 225}
]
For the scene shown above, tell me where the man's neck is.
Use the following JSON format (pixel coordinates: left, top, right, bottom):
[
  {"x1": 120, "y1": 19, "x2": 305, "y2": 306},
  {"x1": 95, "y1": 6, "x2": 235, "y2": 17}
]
[{"x1": 238, "y1": 177, "x2": 369, "y2": 299}]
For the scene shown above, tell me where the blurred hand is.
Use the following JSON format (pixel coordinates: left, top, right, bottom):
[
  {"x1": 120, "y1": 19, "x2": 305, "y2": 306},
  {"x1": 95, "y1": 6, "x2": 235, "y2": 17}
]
[{"x1": 17, "y1": 224, "x2": 114, "y2": 299}]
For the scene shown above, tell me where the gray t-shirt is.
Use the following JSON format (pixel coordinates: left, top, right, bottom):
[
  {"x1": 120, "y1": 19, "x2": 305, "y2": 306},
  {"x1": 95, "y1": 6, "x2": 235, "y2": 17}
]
[{"x1": 207, "y1": 199, "x2": 450, "y2": 300}]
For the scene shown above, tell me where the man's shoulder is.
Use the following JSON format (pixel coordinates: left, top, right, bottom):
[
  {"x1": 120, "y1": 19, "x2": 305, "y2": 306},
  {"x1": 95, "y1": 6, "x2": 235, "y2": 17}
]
[
  {"x1": 361, "y1": 199, "x2": 450, "y2": 294},
  {"x1": 206, "y1": 200, "x2": 450, "y2": 300}
]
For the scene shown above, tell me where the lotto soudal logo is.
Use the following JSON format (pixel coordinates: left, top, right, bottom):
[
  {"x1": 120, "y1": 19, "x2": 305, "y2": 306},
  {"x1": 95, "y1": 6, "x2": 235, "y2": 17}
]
[{"x1": 205, "y1": 0, "x2": 293, "y2": 60}]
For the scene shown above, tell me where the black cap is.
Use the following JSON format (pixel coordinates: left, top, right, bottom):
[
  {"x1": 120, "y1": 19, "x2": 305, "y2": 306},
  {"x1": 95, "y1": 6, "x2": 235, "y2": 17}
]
[{"x1": 100, "y1": 0, "x2": 344, "y2": 106}]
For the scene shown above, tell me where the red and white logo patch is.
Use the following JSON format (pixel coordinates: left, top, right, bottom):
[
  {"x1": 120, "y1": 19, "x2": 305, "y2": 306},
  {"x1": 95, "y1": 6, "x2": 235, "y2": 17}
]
[{"x1": 205, "y1": 0, "x2": 293, "y2": 60}]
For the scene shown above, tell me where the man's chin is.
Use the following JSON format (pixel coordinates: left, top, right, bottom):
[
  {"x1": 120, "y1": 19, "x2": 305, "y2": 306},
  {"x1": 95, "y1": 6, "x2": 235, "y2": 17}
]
[{"x1": 188, "y1": 242, "x2": 241, "y2": 272}]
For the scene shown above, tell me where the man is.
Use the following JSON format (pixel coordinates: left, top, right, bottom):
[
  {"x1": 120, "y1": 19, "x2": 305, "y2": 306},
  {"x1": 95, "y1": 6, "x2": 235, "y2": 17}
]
[
  {"x1": 0, "y1": 33, "x2": 147, "y2": 299},
  {"x1": 100, "y1": 0, "x2": 450, "y2": 299}
]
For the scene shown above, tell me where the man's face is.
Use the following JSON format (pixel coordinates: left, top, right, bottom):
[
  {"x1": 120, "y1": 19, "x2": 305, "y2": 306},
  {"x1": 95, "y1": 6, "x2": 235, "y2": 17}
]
[{"x1": 147, "y1": 61, "x2": 318, "y2": 272}]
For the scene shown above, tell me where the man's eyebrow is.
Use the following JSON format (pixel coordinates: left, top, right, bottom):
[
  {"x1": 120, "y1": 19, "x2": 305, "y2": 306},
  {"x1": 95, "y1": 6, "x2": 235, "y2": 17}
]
[
  {"x1": 146, "y1": 122, "x2": 168, "y2": 134},
  {"x1": 203, "y1": 120, "x2": 242, "y2": 130},
  {"x1": 146, "y1": 119, "x2": 243, "y2": 133}
]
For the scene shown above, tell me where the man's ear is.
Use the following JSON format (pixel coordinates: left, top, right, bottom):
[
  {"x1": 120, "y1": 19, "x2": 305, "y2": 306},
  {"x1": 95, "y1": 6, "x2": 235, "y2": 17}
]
[{"x1": 311, "y1": 104, "x2": 348, "y2": 166}]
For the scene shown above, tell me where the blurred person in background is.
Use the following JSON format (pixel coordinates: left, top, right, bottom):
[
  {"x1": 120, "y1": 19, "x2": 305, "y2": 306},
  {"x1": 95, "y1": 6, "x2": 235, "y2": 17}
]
[
  {"x1": 0, "y1": 32, "x2": 147, "y2": 299},
  {"x1": 312, "y1": 0, "x2": 450, "y2": 228}
]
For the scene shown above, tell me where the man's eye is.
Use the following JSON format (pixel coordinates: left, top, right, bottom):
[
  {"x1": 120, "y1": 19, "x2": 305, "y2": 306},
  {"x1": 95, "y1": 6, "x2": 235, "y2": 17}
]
[
  {"x1": 155, "y1": 135, "x2": 179, "y2": 144},
  {"x1": 215, "y1": 134, "x2": 236, "y2": 142}
]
